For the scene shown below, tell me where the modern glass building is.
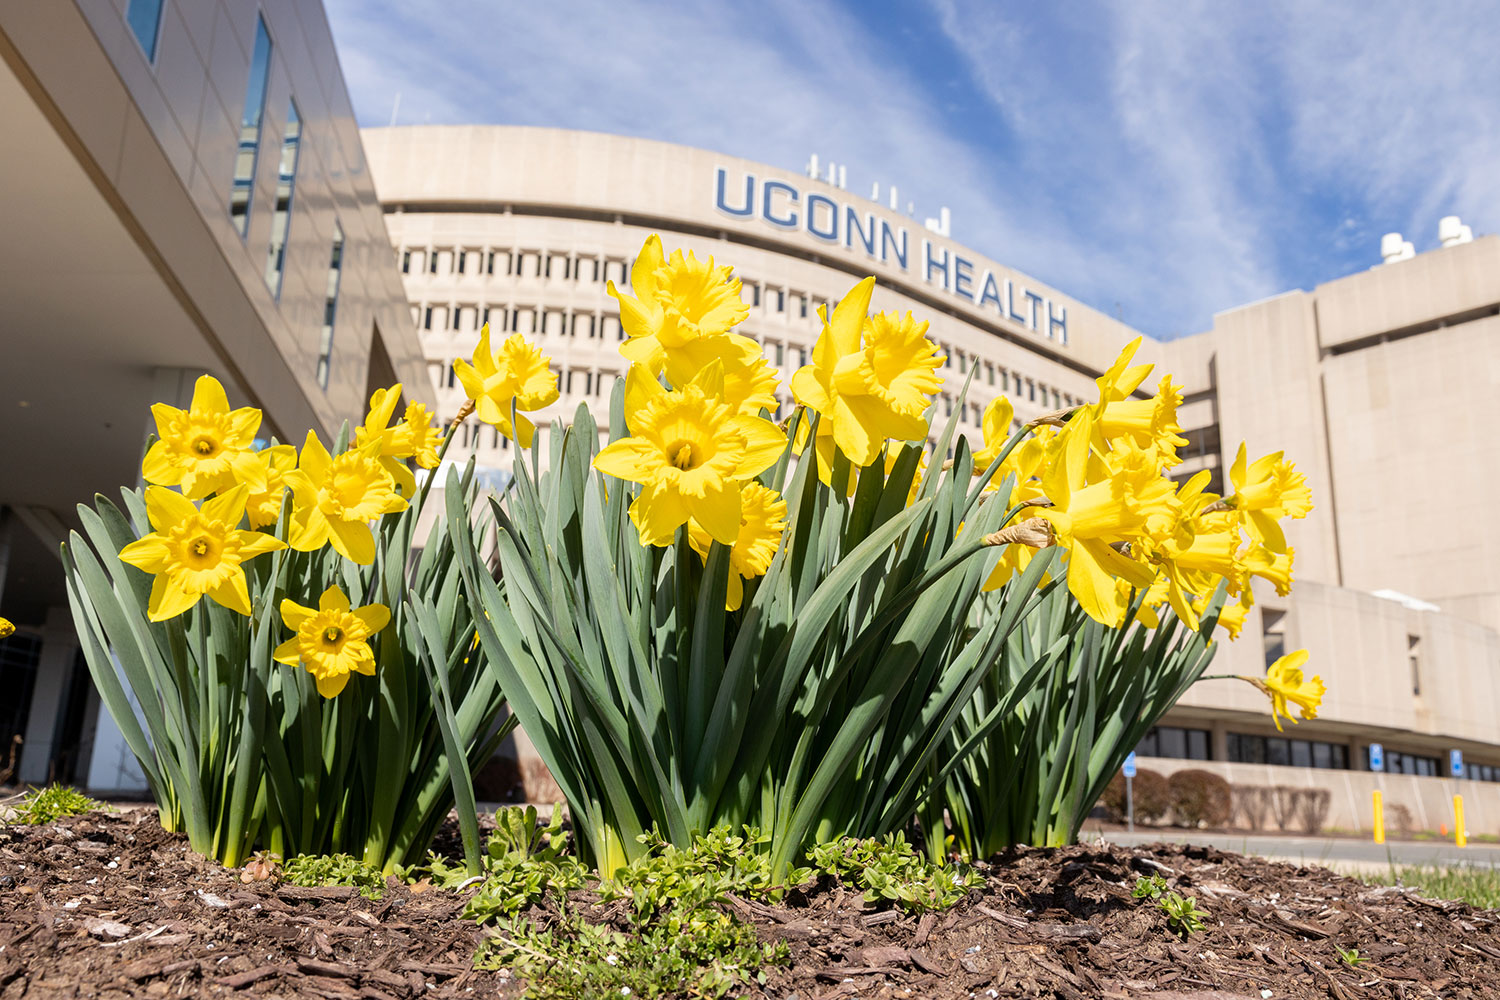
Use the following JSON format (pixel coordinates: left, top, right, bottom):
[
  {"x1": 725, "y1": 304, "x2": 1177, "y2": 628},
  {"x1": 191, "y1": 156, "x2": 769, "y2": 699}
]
[{"x1": 0, "y1": 1, "x2": 428, "y2": 790}]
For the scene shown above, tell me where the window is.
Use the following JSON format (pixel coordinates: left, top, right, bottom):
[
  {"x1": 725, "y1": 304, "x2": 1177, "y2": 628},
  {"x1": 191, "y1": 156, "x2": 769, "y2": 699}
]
[
  {"x1": 1409, "y1": 634, "x2": 1421, "y2": 695},
  {"x1": 482, "y1": 307, "x2": 491, "y2": 328},
  {"x1": 457, "y1": 250, "x2": 467, "y2": 274},
  {"x1": 1262, "y1": 610, "x2": 1286, "y2": 668},
  {"x1": 486, "y1": 251, "x2": 496, "y2": 275},
  {"x1": 423, "y1": 307, "x2": 433, "y2": 331},
  {"x1": 798, "y1": 295, "x2": 808, "y2": 318},
  {"x1": 986, "y1": 363, "x2": 995, "y2": 386},
  {"x1": 428, "y1": 251, "x2": 439, "y2": 275},
  {"x1": 774, "y1": 343, "x2": 784, "y2": 365},
  {"x1": 263, "y1": 101, "x2": 301, "y2": 297},
  {"x1": 1136, "y1": 726, "x2": 1211, "y2": 761},
  {"x1": 401, "y1": 250, "x2": 412, "y2": 274},
  {"x1": 229, "y1": 18, "x2": 272, "y2": 236},
  {"x1": 126, "y1": 0, "x2": 165, "y2": 63},
  {"x1": 315, "y1": 221, "x2": 344, "y2": 389},
  {"x1": 1231, "y1": 733, "x2": 1348, "y2": 770},
  {"x1": 747, "y1": 282, "x2": 761, "y2": 307},
  {"x1": 775, "y1": 289, "x2": 785, "y2": 313}
]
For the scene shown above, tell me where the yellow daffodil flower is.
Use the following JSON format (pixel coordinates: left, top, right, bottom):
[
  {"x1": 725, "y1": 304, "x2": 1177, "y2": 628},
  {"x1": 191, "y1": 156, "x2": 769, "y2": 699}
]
[
  {"x1": 594, "y1": 364, "x2": 785, "y2": 546},
  {"x1": 1246, "y1": 545, "x2": 1294, "y2": 597},
  {"x1": 118, "y1": 485, "x2": 286, "y2": 621},
  {"x1": 142, "y1": 375, "x2": 267, "y2": 499},
  {"x1": 0, "y1": 618, "x2": 14, "y2": 639},
  {"x1": 246, "y1": 444, "x2": 297, "y2": 530},
  {"x1": 1094, "y1": 336, "x2": 1155, "y2": 404},
  {"x1": 273, "y1": 585, "x2": 389, "y2": 698},
  {"x1": 1225, "y1": 443, "x2": 1313, "y2": 553},
  {"x1": 1210, "y1": 590, "x2": 1254, "y2": 640},
  {"x1": 352, "y1": 385, "x2": 445, "y2": 495},
  {"x1": 453, "y1": 326, "x2": 559, "y2": 447},
  {"x1": 973, "y1": 396, "x2": 1018, "y2": 472},
  {"x1": 1245, "y1": 649, "x2": 1324, "y2": 731},
  {"x1": 610, "y1": 235, "x2": 760, "y2": 382},
  {"x1": 1094, "y1": 374, "x2": 1188, "y2": 467},
  {"x1": 1032, "y1": 410, "x2": 1172, "y2": 626},
  {"x1": 791, "y1": 277, "x2": 944, "y2": 485},
  {"x1": 688, "y1": 482, "x2": 788, "y2": 610},
  {"x1": 284, "y1": 433, "x2": 408, "y2": 564}
]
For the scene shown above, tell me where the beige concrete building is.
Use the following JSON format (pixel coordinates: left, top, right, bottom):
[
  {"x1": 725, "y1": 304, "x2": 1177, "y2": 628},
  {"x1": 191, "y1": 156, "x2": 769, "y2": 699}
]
[
  {"x1": 0, "y1": 1, "x2": 427, "y2": 790},
  {"x1": 365, "y1": 125, "x2": 1500, "y2": 833}
]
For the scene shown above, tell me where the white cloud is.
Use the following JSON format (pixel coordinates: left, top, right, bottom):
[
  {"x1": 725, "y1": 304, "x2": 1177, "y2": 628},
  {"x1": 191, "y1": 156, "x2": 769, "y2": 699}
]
[{"x1": 324, "y1": 0, "x2": 1499, "y2": 338}]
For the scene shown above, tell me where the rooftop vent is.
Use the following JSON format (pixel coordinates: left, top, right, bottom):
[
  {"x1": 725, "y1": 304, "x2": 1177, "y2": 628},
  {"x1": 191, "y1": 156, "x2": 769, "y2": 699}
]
[
  {"x1": 1380, "y1": 232, "x2": 1415, "y2": 264},
  {"x1": 1439, "y1": 215, "x2": 1474, "y2": 247}
]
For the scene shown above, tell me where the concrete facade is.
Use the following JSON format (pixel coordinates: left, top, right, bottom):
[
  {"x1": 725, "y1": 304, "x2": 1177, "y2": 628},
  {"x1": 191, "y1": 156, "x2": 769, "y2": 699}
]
[
  {"x1": 0, "y1": 1, "x2": 425, "y2": 789},
  {"x1": 364, "y1": 125, "x2": 1500, "y2": 817}
]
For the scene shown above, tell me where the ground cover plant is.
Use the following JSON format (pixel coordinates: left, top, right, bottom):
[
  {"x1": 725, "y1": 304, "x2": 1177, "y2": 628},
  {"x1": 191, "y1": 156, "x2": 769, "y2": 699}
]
[
  {"x1": 63, "y1": 380, "x2": 513, "y2": 872},
  {"x1": 8, "y1": 806, "x2": 1500, "y2": 998}
]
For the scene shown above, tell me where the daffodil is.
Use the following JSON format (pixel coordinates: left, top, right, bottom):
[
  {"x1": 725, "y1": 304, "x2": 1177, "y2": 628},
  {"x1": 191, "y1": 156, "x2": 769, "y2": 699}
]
[
  {"x1": 142, "y1": 375, "x2": 267, "y2": 499},
  {"x1": 273, "y1": 585, "x2": 390, "y2": 698},
  {"x1": 118, "y1": 485, "x2": 286, "y2": 621},
  {"x1": 246, "y1": 444, "x2": 297, "y2": 530},
  {"x1": 1225, "y1": 444, "x2": 1312, "y2": 552},
  {"x1": 791, "y1": 277, "x2": 944, "y2": 484},
  {"x1": 1032, "y1": 410, "x2": 1173, "y2": 626},
  {"x1": 1094, "y1": 374, "x2": 1188, "y2": 466},
  {"x1": 0, "y1": 618, "x2": 13, "y2": 639},
  {"x1": 1245, "y1": 649, "x2": 1324, "y2": 731},
  {"x1": 1210, "y1": 590, "x2": 1254, "y2": 640},
  {"x1": 352, "y1": 385, "x2": 446, "y2": 495},
  {"x1": 1246, "y1": 545, "x2": 1294, "y2": 597},
  {"x1": 284, "y1": 433, "x2": 408, "y2": 564},
  {"x1": 594, "y1": 364, "x2": 785, "y2": 546},
  {"x1": 453, "y1": 326, "x2": 559, "y2": 447},
  {"x1": 1094, "y1": 336, "x2": 1154, "y2": 404},
  {"x1": 688, "y1": 482, "x2": 788, "y2": 610},
  {"x1": 610, "y1": 235, "x2": 759, "y2": 383}
]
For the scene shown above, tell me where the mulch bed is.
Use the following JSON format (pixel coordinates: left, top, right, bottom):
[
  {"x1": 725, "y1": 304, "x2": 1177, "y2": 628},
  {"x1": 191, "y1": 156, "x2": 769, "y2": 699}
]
[{"x1": 3, "y1": 809, "x2": 1498, "y2": 998}]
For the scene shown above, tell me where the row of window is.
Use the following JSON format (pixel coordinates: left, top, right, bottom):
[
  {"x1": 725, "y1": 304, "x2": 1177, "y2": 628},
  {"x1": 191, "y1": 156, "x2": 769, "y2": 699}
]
[
  {"x1": 400, "y1": 247, "x2": 838, "y2": 326},
  {"x1": 1139, "y1": 725, "x2": 1500, "y2": 782}
]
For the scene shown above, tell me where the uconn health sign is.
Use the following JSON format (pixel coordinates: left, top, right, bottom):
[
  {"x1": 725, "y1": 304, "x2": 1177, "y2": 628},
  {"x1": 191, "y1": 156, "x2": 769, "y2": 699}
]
[{"x1": 714, "y1": 167, "x2": 1068, "y2": 345}]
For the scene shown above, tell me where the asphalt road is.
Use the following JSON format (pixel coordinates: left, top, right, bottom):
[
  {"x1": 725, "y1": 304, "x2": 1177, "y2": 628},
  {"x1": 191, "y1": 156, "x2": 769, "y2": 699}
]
[{"x1": 1080, "y1": 828, "x2": 1500, "y2": 871}]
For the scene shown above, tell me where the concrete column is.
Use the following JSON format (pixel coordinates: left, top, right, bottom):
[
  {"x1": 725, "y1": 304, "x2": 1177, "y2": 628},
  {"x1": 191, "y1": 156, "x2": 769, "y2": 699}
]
[
  {"x1": 1210, "y1": 720, "x2": 1229, "y2": 762},
  {"x1": 18, "y1": 606, "x2": 81, "y2": 784}
]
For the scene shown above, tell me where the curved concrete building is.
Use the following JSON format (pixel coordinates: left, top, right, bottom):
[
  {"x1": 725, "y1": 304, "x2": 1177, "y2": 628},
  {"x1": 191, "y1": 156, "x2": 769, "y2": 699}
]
[{"x1": 365, "y1": 125, "x2": 1500, "y2": 834}]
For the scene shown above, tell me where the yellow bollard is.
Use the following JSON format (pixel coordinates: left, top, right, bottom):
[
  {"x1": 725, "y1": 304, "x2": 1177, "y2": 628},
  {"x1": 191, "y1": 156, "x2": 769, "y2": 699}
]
[
  {"x1": 1372, "y1": 790, "x2": 1385, "y2": 845},
  {"x1": 1454, "y1": 795, "x2": 1467, "y2": 848}
]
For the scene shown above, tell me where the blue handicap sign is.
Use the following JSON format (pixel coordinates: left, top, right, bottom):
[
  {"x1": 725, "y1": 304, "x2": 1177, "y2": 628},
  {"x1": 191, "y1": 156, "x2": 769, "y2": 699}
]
[
  {"x1": 1451, "y1": 749, "x2": 1465, "y2": 778},
  {"x1": 1368, "y1": 742, "x2": 1383, "y2": 772},
  {"x1": 1123, "y1": 752, "x2": 1137, "y2": 778}
]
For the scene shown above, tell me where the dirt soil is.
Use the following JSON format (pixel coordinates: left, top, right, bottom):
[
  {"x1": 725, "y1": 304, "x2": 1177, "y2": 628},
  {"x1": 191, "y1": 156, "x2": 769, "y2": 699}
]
[{"x1": 3, "y1": 809, "x2": 1499, "y2": 999}]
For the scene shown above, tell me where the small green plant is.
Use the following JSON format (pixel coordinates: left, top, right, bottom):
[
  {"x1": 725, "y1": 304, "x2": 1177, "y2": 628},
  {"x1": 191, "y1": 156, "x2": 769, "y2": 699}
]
[
  {"x1": 428, "y1": 807, "x2": 591, "y2": 921},
  {"x1": 600, "y1": 825, "x2": 812, "y2": 915},
  {"x1": 476, "y1": 892, "x2": 787, "y2": 999},
  {"x1": 9, "y1": 785, "x2": 106, "y2": 825},
  {"x1": 1335, "y1": 945, "x2": 1363, "y2": 967},
  {"x1": 1132, "y1": 873, "x2": 1168, "y2": 900},
  {"x1": 808, "y1": 833, "x2": 982, "y2": 911},
  {"x1": 1159, "y1": 892, "x2": 1206, "y2": 937},
  {"x1": 283, "y1": 852, "x2": 387, "y2": 900}
]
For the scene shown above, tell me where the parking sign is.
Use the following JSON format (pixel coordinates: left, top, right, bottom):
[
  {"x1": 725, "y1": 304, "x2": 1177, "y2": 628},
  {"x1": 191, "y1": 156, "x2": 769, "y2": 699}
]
[
  {"x1": 1368, "y1": 742, "x2": 1383, "y2": 772},
  {"x1": 1451, "y1": 749, "x2": 1464, "y2": 778},
  {"x1": 1123, "y1": 752, "x2": 1137, "y2": 778}
]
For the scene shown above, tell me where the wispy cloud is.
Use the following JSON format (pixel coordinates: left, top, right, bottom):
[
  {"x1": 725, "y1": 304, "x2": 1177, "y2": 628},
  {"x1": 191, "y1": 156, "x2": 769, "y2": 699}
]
[{"x1": 324, "y1": 0, "x2": 1499, "y2": 338}]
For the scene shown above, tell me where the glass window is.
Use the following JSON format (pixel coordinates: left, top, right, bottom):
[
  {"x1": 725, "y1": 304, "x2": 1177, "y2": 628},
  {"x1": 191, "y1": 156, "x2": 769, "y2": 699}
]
[
  {"x1": 1157, "y1": 728, "x2": 1186, "y2": 759},
  {"x1": 1312, "y1": 742, "x2": 1332, "y2": 769},
  {"x1": 230, "y1": 18, "x2": 273, "y2": 236},
  {"x1": 263, "y1": 101, "x2": 300, "y2": 297},
  {"x1": 126, "y1": 0, "x2": 165, "y2": 62},
  {"x1": 1290, "y1": 740, "x2": 1312, "y2": 768},
  {"x1": 1186, "y1": 729, "x2": 1210, "y2": 760},
  {"x1": 1266, "y1": 738, "x2": 1290, "y2": 766},
  {"x1": 457, "y1": 250, "x2": 467, "y2": 274},
  {"x1": 315, "y1": 221, "x2": 343, "y2": 389},
  {"x1": 1137, "y1": 730, "x2": 1159, "y2": 757}
]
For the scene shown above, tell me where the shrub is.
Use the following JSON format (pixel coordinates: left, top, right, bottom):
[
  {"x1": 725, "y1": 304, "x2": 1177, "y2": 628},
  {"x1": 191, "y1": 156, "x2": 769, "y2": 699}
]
[
  {"x1": 1232, "y1": 784, "x2": 1272, "y2": 830},
  {"x1": 1099, "y1": 769, "x2": 1171, "y2": 825},
  {"x1": 1295, "y1": 788, "x2": 1332, "y2": 834},
  {"x1": 1168, "y1": 769, "x2": 1231, "y2": 828}
]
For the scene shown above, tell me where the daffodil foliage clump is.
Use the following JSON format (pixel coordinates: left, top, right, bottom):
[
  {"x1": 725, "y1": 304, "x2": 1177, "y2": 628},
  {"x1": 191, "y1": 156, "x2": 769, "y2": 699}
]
[
  {"x1": 452, "y1": 234, "x2": 1323, "y2": 874},
  {"x1": 63, "y1": 378, "x2": 512, "y2": 871}
]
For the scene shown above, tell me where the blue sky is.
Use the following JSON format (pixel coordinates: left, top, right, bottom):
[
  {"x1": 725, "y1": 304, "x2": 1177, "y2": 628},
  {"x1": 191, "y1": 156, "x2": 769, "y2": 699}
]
[{"x1": 325, "y1": 1, "x2": 1498, "y2": 339}]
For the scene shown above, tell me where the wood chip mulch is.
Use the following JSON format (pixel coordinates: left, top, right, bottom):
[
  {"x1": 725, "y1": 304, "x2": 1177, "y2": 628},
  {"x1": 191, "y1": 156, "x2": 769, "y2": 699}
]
[{"x1": 2, "y1": 809, "x2": 1497, "y2": 998}]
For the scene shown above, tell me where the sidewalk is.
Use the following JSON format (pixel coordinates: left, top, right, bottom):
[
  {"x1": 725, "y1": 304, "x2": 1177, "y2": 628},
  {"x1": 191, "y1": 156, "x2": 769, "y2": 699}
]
[{"x1": 1081, "y1": 827, "x2": 1500, "y2": 873}]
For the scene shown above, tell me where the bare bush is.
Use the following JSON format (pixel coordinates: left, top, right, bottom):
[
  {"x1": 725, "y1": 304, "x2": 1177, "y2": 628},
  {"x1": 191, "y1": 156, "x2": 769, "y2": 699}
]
[
  {"x1": 1232, "y1": 785, "x2": 1272, "y2": 830},
  {"x1": 1295, "y1": 788, "x2": 1331, "y2": 834}
]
